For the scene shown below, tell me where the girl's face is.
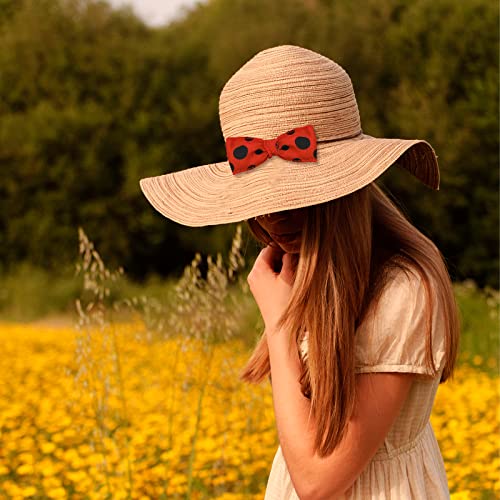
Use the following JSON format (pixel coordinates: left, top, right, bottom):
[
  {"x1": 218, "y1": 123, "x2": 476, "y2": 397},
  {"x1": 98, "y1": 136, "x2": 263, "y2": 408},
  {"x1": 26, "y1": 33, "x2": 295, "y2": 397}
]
[{"x1": 254, "y1": 209, "x2": 303, "y2": 254}]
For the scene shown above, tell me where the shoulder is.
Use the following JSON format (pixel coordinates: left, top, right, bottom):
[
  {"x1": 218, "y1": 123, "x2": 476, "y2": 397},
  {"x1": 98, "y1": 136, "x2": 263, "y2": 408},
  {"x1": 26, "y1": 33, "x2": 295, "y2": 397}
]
[
  {"x1": 355, "y1": 265, "x2": 445, "y2": 377},
  {"x1": 367, "y1": 265, "x2": 429, "y2": 325}
]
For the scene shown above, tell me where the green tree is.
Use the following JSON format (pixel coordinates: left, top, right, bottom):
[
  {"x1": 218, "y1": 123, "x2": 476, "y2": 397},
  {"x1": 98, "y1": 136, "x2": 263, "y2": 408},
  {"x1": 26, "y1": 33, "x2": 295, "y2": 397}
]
[{"x1": 0, "y1": 0, "x2": 497, "y2": 287}]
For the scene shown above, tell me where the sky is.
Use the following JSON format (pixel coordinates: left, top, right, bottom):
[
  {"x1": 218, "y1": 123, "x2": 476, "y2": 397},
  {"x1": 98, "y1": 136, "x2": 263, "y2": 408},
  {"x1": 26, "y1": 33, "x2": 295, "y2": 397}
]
[{"x1": 106, "y1": 0, "x2": 205, "y2": 26}]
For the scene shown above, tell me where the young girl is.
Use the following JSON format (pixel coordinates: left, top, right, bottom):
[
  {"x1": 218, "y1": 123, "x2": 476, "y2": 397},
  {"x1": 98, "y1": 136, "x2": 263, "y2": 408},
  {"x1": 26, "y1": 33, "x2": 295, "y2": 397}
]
[
  {"x1": 242, "y1": 187, "x2": 459, "y2": 500},
  {"x1": 139, "y1": 44, "x2": 460, "y2": 499}
]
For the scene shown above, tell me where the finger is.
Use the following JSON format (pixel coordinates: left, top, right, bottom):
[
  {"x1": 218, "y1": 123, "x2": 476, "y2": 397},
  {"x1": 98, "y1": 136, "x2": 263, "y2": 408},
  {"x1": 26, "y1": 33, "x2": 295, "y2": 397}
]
[
  {"x1": 252, "y1": 245, "x2": 274, "y2": 274},
  {"x1": 279, "y1": 252, "x2": 295, "y2": 286},
  {"x1": 258, "y1": 245, "x2": 283, "y2": 271}
]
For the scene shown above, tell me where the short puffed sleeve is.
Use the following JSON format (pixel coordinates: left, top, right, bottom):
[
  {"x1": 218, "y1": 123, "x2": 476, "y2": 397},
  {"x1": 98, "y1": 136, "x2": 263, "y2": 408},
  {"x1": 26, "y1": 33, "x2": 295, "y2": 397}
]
[{"x1": 355, "y1": 268, "x2": 446, "y2": 378}]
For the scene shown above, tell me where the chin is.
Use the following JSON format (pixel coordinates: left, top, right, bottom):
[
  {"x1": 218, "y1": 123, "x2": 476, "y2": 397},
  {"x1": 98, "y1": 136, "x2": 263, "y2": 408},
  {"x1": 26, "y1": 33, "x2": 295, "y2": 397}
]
[{"x1": 276, "y1": 242, "x2": 300, "y2": 254}]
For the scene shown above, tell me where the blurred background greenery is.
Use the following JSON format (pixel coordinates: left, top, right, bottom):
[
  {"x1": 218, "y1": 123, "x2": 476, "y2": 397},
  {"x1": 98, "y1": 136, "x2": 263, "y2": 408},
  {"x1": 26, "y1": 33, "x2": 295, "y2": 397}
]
[{"x1": 0, "y1": 0, "x2": 498, "y2": 321}]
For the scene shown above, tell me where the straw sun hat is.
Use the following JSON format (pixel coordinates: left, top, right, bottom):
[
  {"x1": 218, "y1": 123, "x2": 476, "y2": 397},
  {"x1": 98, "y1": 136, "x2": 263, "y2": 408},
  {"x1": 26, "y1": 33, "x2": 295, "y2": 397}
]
[{"x1": 139, "y1": 44, "x2": 440, "y2": 227}]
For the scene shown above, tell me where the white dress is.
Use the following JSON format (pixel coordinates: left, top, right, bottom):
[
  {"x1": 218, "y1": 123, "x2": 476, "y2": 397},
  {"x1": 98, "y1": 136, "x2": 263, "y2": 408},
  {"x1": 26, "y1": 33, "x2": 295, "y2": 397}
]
[{"x1": 264, "y1": 267, "x2": 451, "y2": 499}]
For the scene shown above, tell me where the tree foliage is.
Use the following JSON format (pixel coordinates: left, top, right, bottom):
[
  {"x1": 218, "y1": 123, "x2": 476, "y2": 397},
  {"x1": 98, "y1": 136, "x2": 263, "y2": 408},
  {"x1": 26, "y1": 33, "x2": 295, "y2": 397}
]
[{"x1": 0, "y1": 0, "x2": 497, "y2": 287}]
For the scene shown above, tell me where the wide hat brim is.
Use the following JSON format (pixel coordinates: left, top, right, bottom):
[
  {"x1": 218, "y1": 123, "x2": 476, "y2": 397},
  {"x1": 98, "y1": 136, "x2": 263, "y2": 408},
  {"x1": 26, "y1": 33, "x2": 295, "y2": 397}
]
[{"x1": 139, "y1": 133, "x2": 440, "y2": 227}]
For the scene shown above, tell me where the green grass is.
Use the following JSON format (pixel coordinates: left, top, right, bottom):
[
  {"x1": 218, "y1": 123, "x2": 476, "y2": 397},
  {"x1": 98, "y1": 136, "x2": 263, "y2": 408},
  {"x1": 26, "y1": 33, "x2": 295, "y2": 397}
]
[
  {"x1": 452, "y1": 280, "x2": 499, "y2": 376},
  {"x1": 0, "y1": 262, "x2": 177, "y2": 323}
]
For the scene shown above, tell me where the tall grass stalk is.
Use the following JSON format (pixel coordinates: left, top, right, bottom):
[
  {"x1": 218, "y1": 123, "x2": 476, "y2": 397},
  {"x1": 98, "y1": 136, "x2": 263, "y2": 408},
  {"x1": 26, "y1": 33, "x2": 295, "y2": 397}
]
[
  {"x1": 165, "y1": 226, "x2": 247, "y2": 497},
  {"x1": 73, "y1": 227, "x2": 133, "y2": 499},
  {"x1": 72, "y1": 224, "x2": 249, "y2": 497},
  {"x1": 185, "y1": 344, "x2": 216, "y2": 499}
]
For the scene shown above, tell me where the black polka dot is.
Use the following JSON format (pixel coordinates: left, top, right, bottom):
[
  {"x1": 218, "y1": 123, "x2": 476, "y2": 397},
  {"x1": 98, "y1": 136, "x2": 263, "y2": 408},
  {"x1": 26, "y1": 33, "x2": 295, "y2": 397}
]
[
  {"x1": 286, "y1": 129, "x2": 295, "y2": 135},
  {"x1": 233, "y1": 145, "x2": 248, "y2": 159},
  {"x1": 255, "y1": 149, "x2": 264, "y2": 154},
  {"x1": 248, "y1": 164, "x2": 256, "y2": 169},
  {"x1": 280, "y1": 145, "x2": 290, "y2": 151},
  {"x1": 295, "y1": 136, "x2": 310, "y2": 149},
  {"x1": 293, "y1": 158, "x2": 301, "y2": 162},
  {"x1": 313, "y1": 149, "x2": 317, "y2": 158},
  {"x1": 229, "y1": 162, "x2": 235, "y2": 172},
  {"x1": 244, "y1": 137, "x2": 254, "y2": 141}
]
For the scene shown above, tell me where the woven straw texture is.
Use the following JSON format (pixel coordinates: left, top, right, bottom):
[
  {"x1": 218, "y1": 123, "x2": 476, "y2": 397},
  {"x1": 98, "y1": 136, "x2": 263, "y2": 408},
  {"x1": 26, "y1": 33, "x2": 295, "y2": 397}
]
[{"x1": 140, "y1": 45, "x2": 440, "y2": 227}]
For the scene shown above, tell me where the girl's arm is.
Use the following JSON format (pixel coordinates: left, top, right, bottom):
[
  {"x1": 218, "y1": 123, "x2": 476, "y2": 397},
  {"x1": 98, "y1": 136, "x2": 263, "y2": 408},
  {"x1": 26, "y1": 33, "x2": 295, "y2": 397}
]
[{"x1": 267, "y1": 328, "x2": 414, "y2": 500}]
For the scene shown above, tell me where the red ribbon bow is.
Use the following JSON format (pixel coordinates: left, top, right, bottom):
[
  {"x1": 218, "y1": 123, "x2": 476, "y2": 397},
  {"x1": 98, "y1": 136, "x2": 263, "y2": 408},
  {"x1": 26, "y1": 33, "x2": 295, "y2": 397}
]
[{"x1": 225, "y1": 124, "x2": 318, "y2": 175}]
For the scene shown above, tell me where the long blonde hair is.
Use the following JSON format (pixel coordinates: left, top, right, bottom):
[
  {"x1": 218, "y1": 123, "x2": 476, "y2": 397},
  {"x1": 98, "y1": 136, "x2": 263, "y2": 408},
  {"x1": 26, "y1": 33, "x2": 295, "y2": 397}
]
[{"x1": 239, "y1": 181, "x2": 460, "y2": 458}]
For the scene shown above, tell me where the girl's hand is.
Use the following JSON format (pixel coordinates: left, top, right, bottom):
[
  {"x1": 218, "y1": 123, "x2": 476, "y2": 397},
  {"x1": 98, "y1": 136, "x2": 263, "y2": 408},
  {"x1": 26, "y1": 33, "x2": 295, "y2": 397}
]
[{"x1": 247, "y1": 245, "x2": 296, "y2": 334}]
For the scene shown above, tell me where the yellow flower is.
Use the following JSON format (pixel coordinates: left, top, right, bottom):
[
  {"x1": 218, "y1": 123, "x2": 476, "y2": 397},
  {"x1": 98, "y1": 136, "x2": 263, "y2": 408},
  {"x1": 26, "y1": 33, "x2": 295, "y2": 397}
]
[
  {"x1": 16, "y1": 463, "x2": 34, "y2": 475},
  {"x1": 472, "y1": 355, "x2": 483, "y2": 366},
  {"x1": 40, "y1": 442, "x2": 57, "y2": 454},
  {"x1": 87, "y1": 453, "x2": 103, "y2": 466},
  {"x1": 41, "y1": 463, "x2": 57, "y2": 477},
  {"x1": 46, "y1": 487, "x2": 66, "y2": 499},
  {"x1": 21, "y1": 486, "x2": 37, "y2": 497},
  {"x1": 17, "y1": 452, "x2": 34, "y2": 464}
]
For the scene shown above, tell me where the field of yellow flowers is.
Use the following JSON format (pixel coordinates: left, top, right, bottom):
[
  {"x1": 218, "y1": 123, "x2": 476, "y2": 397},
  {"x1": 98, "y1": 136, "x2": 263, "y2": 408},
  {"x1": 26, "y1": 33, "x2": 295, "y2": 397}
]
[
  {"x1": 1, "y1": 227, "x2": 499, "y2": 499},
  {"x1": 0, "y1": 320, "x2": 498, "y2": 500}
]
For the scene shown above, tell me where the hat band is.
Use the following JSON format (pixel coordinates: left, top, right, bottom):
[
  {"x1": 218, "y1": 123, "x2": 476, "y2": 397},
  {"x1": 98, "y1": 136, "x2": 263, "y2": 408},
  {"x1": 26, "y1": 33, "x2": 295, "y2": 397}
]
[{"x1": 316, "y1": 129, "x2": 364, "y2": 144}]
